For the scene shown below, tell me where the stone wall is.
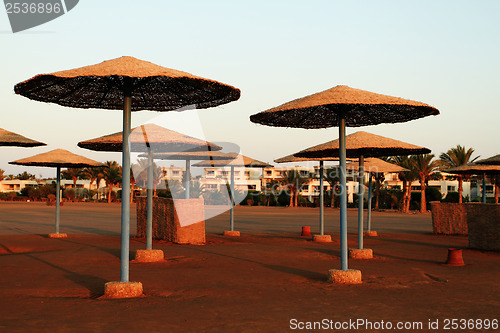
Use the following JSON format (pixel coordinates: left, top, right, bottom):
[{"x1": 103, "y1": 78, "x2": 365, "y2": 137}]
[
  {"x1": 467, "y1": 203, "x2": 500, "y2": 252},
  {"x1": 136, "y1": 197, "x2": 205, "y2": 245},
  {"x1": 430, "y1": 202, "x2": 468, "y2": 235}
]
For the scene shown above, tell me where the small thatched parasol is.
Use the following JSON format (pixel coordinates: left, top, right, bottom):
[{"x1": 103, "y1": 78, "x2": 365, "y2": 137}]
[
  {"x1": 446, "y1": 164, "x2": 500, "y2": 203},
  {"x1": 0, "y1": 128, "x2": 46, "y2": 147},
  {"x1": 250, "y1": 85, "x2": 439, "y2": 274},
  {"x1": 9, "y1": 149, "x2": 102, "y2": 237},
  {"x1": 346, "y1": 158, "x2": 409, "y2": 173},
  {"x1": 14, "y1": 56, "x2": 240, "y2": 286},
  {"x1": 194, "y1": 153, "x2": 271, "y2": 234},
  {"x1": 476, "y1": 154, "x2": 500, "y2": 166}
]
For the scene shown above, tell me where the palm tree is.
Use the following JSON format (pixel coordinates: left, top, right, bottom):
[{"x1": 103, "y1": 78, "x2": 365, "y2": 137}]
[
  {"x1": 390, "y1": 155, "x2": 418, "y2": 213},
  {"x1": 280, "y1": 169, "x2": 312, "y2": 207},
  {"x1": 102, "y1": 161, "x2": 122, "y2": 203},
  {"x1": 410, "y1": 154, "x2": 440, "y2": 213},
  {"x1": 62, "y1": 168, "x2": 85, "y2": 189},
  {"x1": 0, "y1": 169, "x2": 5, "y2": 181},
  {"x1": 81, "y1": 167, "x2": 103, "y2": 192},
  {"x1": 439, "y1": 145, "x2": 478, "y2": 203}
]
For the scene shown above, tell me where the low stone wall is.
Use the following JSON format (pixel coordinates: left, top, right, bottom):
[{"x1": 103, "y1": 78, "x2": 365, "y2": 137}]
[
  {"x1": 430, "y1": 202, "x2": 468, "y2": 235},
  {"x1": 136, "y1": 197, "x2": 205, "y2": 245},
  {"x1": 467, "y1": 203, "x2": 500, "y2": 252}
]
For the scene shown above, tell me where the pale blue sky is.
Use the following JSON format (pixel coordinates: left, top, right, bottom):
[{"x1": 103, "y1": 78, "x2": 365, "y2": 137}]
[{"x1": 1, "y1": 1, "x2": 499, "y2": 177}]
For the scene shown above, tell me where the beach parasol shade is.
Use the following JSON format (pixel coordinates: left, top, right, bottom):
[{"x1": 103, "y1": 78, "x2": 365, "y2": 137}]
[
  {"x1": 250, "y1": 85, "x2": 439, "y2": 129},
  {"x1": 475, "y1": 154, "x2": 500, "y2": 166},
  {"x1": 9, "y1": 149, "x2": 103, "y2": 168},
  {"x1": 0, "y1": 128, "x2": 46, "y2": 147},
  {"x1": 445, "y1": 164, "x2": 500, "y2": 175},
  {"x1": 345, "y1": 158, "x2": 409, "y2": 173},
  {"x1": 294, "y1": 131, "x2": 431, "y2": 159},
  {"x1": 78, "y1": 124, "x2": 222, "y2": 153},
  {"x1": 193, "y1": 152, "x2": 272, "y2": 168},
  {"x1": 14, "y1": 56, "x2": 240, "y2": 111}
]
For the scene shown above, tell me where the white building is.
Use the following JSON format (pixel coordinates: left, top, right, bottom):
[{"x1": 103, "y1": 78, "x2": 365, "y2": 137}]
[{"x1": 0, "y1": 179, "x2": 38, "y2": 193}]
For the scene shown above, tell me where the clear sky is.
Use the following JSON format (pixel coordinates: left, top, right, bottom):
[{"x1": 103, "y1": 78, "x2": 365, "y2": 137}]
[{"x1": 1, "y1": 0, "x2": 499, "y2": 178}]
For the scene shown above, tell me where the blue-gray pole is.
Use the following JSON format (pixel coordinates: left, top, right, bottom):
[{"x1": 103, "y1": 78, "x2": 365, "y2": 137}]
[
  {"x1": 366, "y1": 172, "x2": 373, "y2": 232},
  {"x1": 120, "y1": 93, "x2": 132, "y2": 283},
  {"x1": 185, "y1": 160, "x2": 191, "y2": 199},
  {"x1": 338, "y1": 114, "x2": 348, "y2": 271},
  {"x1": 230, "y1": 165, "x2": 235, "y2": 231},
  {"x1": 482, "y1": 173, "x2": 486, "y2": 203},
  {"x1": 55, "y1": 166, "x2": 61, "y2": 234},
  {"x1": 146, "y1": 148, "x2": 153, "y2": 250},
  {"x1": 319, "y1": 161, "x2": 324, "y2": 236},
  {"x1": 357, "y1": 155, "x2": 364, "y2": 249}
]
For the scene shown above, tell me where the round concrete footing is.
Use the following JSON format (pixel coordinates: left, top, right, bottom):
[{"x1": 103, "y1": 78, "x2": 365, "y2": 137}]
[
  {"x1": 364, "y1": 231, "x2": 378, "y2": 237},
  {"x1": 135, "y1": 249, "x2": 164, "y2": 262},
  {"x1": 313, "y1": 235, "x2": 332, "y2": 242},
  {"x1": 349, "y1": 248, "x2": 373, "y2": 259},
  {"x1": 104, "y1": 281, "x2": 143, "y2": 299},
  {"x1": 327, "y1": 269, "x2": 362, "y2": 284},
  {"x1": 223, "y1": 230, "x2": 240, "y2": 237},
  {"x1": 48, "y1": 233, "x2": 67, "y2": 238}
]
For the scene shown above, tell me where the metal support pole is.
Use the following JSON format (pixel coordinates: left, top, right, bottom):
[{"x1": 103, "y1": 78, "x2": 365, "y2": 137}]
[
  {"x1": 482, "y1": 173, "x2": 486, "y2": 203},
  {"x1": 338, "y1": 115, "x2": 348, "y2": 271},
  {"x1": 229, "y1": 165, "x2": 235, "y2": 231},
  {"x1": 319, "y1": 161, "x2": 324, "y2": 236},
  {"x1": 146, "y1": 148, "x2": 153, "y2": 250},
  {"x1": 185, "y1": 160, "x2": 191, "y2": 199},
  {"x1": 357, "y1": 155, "x2": 364, "y2": 249},
  {"x1": 366, "y1": 172, "x2": 373, "y2": 232},
  {"x1": 55, "y1": 166, "x2": 61, "y2": 234},
  {"x1": 120, "y1": 93, "x2": 132, "y2": 282}
]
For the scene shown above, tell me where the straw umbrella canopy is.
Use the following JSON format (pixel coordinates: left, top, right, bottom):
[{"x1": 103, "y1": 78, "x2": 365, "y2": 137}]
[
  {"x1": 293, "y1": 131, "x2": 430, "y2": 250},
  {"x1": 9, "y1": 149, "x2": 103, "y2": 236},
  {"x1": 250, "y1": 85, "x2": 439, "y2": 272},
  {"x1": 476, "y1": 154, "x2": 500, "y2": 166},
  {"x1": 14, "y1": 56, "x2": 240, "y2": 285},
  {"x1": 0, "y1": 128, "x2": 46, "y2": 147},
  {"x1": 446, "y1": 164, "x2": 500, "y2": 203},
  {"x1": 194, "y1": 153, "x2": 271, "y2": 234},
  {"x1": 79, "y1": 123, "x2": 223, "y2": 254}
]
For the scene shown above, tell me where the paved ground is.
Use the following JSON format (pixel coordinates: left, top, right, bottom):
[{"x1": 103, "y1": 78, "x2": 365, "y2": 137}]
[{"x1": 0, "y1": 202, "x2": 498, "y2": 332}]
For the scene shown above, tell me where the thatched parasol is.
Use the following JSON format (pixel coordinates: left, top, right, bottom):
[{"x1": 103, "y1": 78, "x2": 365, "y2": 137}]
[
  {"x1": 250, "y1": 85, "x2": 439, "y2": 274},
  {"x1": 9, "y1": 149, "x2": 102, "y2": 237},
  {"x1": 346, "y1": 157, "x2": 410, "y2": 173},
  {"x1": 194, "y1": 153, "x2": 271, "y2": 234},
  {"x1": 0, "y1": 128, "x2": 46, "y2": 147},
  {"x1": 446, "y1": 164, "x2": 500, "y2": 203},
  {"x1": 14, "y1": 56, "x2": 241, "y2": 287},
  {"x1": 476, "y1": 154, "x2": 500, "y2": 166}
]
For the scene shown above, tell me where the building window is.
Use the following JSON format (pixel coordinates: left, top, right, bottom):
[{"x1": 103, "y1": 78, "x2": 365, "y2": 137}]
[
  {"x1": 447, "y1": 186, "x2": 456, "y2": 192},
  {"x1": 411, "y1": 186, "x2": 421, "y2": 191},
  {"x1": 248, "y1": 185, "x2": 256, "y2": 190},
  {"x1": 221, "y1": 171, "x2": 229, "y2": 176},
  {"x1": 173, "y1": 170, "x2": 179, "y2": 175},
  {"x1": 207, "y1": 170, "x2": 214, "y2": 176},
  {"x1": 266, "y1": 171, "x2": 272, "y2": 176}
]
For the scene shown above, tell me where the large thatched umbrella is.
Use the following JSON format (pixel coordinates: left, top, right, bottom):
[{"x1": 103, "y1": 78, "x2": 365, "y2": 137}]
[
  {"x1": 193, "y1": 153, "x2": 271, "y2": 236},
  {"x1": 0, "y1": 128, "x2": 46, "y2": 147},
  {"x1": 274, "y1": 154, "x2": 351, "y2": 240},
  {"x1": 9, "y1": 149, "x2": 102, "y2": 237},
  {"x1": 250, "y1": 85, "x2": 439, "y2": 280},
  {"x1": 14, "y1": 56, "x2": 240, "y2": 295},
  {"x1": 293, "y1": 131, "x2": 429, "y2": 250},
  {"x1": 346, "y1": 157, "x2": 410, "y2": 235},
  {"x1": 79, "y1": 123, "x2": 222, "y2": 261},
  {"x1": 446, "y1": 164, "x2": 500, "y2": 203}
]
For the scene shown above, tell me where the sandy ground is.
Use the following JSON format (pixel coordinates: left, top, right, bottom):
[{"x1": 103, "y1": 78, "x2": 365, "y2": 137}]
[{"x1": 0, "y1": 202, "x2": 498, "y2": 332}]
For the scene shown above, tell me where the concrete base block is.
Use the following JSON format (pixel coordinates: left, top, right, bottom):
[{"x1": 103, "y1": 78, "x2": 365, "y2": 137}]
[
  {"x1": 223, "y1": 230, "x2": 240, "y2": 237},
  {"x1": 48, "y1": 233, "x2": 67, "y2": 238},
  {"x1": 349, "y1": 248, "x2": 374, "y2": 259},
  {"x1": 313, "y1": 235, "x2": 332, "y2": 242},
  {"x1": 327, "y1": 269, "x2": 362, "y2": 284},
  {"x1": 104, "y1": 281, "x2": 143, "y2": 299},
  {"x1": 364, "y1": 231, "x2": 378, "y2": 237},
  {"x1": 134, "y1": 249, "x2": 164, "y2": 263}
]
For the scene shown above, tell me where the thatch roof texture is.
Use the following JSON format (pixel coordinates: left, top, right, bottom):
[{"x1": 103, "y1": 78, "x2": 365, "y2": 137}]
[
  {"x1": 141, "y1": 150, "x2": 234, "y2": 161},
  {"x1": 193, "y1": 153, "x2": 271, "y2": 168},
  {"x1": 250, "y1": 85, "x2": 439, "y2": 128},
  {"x1": 294, "y1": 131, "x2": 430, "y2": 159},
  {"x1": 14, "y1": 56, "x2": 240, "y2": 111},
  {"x1": 346, "y1": 158, "x2": 409, "y2": 173},
  {"x1": 78, "y1": 124, "x2": 222, "y2": 153},
  {"x1": 476, "y1": 154, "x2": 500, "y2": 166},
  {"x1": 9, "y1": 149, "x2": 103, "y2": 168},
  {"x1": 0, "y1": 128, "x2": 46, "y2": 147},
  {"x1": 445, "y1": 164, "x2": 500, "y2": 175}
]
